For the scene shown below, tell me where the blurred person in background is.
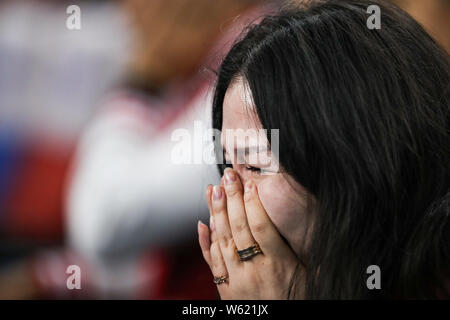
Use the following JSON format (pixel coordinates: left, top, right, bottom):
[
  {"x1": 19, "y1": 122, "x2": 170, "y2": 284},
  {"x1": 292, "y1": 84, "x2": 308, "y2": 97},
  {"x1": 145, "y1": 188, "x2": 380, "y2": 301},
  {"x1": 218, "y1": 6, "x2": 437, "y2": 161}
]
[
  {"x1": 0, "y1": 0, "x2": 128, "y2": 236},
  {"x1": 0, "y1": 0, "x2": 270, "y2": 300},
  {"x1": 392, "y1": 0, "x2": 450, "y2": 53},
  {"x1": 65, "y1": 0, "x2": 272, "y2": 299},
  {"x1": 0, "y1": 0, "x2": 129, "y2": 299}
]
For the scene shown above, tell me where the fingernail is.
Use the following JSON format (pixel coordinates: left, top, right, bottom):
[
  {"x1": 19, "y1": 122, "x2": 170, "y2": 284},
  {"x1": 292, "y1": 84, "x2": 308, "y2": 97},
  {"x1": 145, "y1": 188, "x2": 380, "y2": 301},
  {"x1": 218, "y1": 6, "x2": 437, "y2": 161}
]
[
  {"x1": 244, "y1": 180, "x2": 253, "y2": 193},
  {"x1": 213, "y1": 185, "x2": 222, "y2": 200},
  {"x1": 224, "y1": 169, "x2": 236, "y2": 185},
  {"x1": 198, "y1": 220, "x2": 203, "y2": 228}
]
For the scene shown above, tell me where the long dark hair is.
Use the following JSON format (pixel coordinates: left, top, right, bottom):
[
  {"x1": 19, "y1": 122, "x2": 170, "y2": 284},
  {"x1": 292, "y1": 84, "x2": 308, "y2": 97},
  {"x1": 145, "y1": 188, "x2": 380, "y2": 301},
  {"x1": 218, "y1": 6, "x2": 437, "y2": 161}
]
[{"x1": 212, "y1": 0, "x2": 450, "y2": 299}]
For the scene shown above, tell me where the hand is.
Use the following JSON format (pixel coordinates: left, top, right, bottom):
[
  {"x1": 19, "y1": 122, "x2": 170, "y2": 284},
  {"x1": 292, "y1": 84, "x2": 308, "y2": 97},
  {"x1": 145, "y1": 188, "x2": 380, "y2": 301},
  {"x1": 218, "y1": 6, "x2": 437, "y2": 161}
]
[{"x1": 198, "y1": 168, "x2": 301, "y2": 299}]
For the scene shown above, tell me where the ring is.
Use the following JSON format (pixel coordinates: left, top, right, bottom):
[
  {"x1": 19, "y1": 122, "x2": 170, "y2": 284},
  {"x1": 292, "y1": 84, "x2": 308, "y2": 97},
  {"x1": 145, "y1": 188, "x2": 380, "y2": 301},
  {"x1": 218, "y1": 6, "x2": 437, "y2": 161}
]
[
  {"x1": 237, "y1": 243, "x2": 263, "y2": 261},
  {"x1": 213, "y1": 275, "x2": 228, "y2": 285}
]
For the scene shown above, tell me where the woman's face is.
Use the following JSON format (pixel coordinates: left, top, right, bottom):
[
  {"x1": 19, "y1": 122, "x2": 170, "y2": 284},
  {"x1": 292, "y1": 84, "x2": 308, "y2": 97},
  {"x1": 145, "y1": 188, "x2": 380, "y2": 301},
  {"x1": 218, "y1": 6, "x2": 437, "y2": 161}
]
[{"x1": 221, "y1": 79, "x2": 313, "y2": 256}]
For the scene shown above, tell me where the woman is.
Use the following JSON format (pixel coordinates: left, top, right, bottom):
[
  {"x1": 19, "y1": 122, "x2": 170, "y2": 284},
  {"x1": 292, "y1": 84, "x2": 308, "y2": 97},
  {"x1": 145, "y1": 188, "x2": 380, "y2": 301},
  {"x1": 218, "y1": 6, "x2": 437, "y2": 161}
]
[{"x1": 197, "y1": 0, "x2": 449, "y2": 299}]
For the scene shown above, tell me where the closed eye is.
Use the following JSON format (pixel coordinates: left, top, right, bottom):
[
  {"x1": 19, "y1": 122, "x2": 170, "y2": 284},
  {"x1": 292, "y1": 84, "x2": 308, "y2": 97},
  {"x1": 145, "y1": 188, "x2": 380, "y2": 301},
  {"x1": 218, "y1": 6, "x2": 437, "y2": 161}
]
[{"x1": 245, "y1": 165, "x2": 261, "y2": 173}]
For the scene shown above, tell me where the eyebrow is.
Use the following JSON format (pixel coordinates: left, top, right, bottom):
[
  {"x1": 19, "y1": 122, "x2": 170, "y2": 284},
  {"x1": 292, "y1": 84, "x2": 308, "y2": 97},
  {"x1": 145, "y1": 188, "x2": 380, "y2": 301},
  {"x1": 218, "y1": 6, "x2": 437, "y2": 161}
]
[{"x1": 223, "y1": 145, "x2": 269, "y2": 155}]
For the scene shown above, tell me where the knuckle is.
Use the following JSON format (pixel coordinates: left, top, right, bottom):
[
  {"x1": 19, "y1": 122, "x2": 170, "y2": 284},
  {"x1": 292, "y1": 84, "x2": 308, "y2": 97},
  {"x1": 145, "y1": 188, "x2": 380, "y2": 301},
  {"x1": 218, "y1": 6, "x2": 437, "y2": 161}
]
[
  {"x1": 212, "y1": 259, "x2": 221, "y2": 270},
  {"x1": 220, "y1": 236, "x2": 235, "y2": 251},
  {"x1": 213, "y1": 205, "x2": 226, "y2": 215},
  {"x1": 219, "y1": 234, "x2": 230, "y2": 247},
  {"x1": 210, "y1": 241, "x2": 219, "y2": 253},
  {"x1": 244, "y1": 191, "x2": 252, "y2": 203},
  {"x1": 225, "y1": 185, "x2": 242, "y2": 198},
  {"x1": 227, "y1": 238, "x2": 236, "y2": 251},
  {"x1": 233, "y1": 220, "x2": 248, "y2": 234},
  {"x1": 264, "y1": 256, "x2": 276, "y2": 270},
  {"x1": 251, "y1": 222, "x2": 267, "y2": 235}
]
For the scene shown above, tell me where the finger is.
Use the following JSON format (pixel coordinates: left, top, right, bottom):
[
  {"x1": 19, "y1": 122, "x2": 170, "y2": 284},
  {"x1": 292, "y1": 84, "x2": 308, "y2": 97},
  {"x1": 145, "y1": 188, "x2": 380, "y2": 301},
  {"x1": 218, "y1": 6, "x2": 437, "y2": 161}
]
[
  {"x1": 210, "y1": 215, "x2": 217, "y2": 242},
  {"x1": 211, "y1": 185, "x2": 240, "y2": 268},
  {"x1": 198, "y1": 220, "x2": 212, "y2": 266},
  {"x1": 207, "y1": 186, "x2": 218, "y2": 244},
  {"x1": 223, "y1": 168, "x2": 256, "y2": 250},
  {"x1": 206, "y1": 184, "x2": 213, "y2": 214},
  {"x1": 243, "y1": 179, "x2": 288, "y2": 256},
  {"x1": 209, "y1": 222, "x2": 229, "y2": 289},
  {"x1": 206, "y1": 196, "x2": 229, "y2": 288}
]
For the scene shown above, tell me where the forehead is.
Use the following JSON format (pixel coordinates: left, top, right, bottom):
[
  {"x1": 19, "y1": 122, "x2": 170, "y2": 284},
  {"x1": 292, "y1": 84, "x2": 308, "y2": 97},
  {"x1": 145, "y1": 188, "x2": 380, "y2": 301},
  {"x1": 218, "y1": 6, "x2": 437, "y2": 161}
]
[
  {"x1": 222, "y1": 79, "x2": 261, "y2": 133},
  {"x1": 221, "y1": 79, "x2": 268, "y2": 153}
]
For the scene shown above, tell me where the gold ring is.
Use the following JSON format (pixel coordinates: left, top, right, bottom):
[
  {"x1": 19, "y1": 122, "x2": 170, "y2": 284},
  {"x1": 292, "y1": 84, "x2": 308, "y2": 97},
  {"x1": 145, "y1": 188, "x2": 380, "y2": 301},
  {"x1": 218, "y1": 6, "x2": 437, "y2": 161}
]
[
  {"x1": 237, "y1": 243, "x2": 263, "y2": 261},
  {"x1": 213, "y1": 275, "x2": 228, "y2": 285}
]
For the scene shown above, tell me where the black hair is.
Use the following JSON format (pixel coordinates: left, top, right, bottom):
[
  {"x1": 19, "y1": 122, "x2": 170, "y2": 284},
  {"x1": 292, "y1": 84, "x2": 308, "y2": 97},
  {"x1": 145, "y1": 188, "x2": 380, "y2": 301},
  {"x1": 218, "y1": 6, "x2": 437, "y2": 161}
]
[{"x1": 212, "y1": 0, "x2": 450, "y2": 299}]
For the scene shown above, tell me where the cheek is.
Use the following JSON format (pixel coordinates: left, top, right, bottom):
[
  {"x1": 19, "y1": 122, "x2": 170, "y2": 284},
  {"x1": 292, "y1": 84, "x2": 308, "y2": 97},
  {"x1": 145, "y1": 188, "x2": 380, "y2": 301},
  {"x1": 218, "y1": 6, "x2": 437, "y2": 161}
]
[
  {"x1": 254, "y1": 176, "x2": 312, "y2": 256},
  {"x1": 256, "y1": 178, "x2": 300, "y2": 234}
]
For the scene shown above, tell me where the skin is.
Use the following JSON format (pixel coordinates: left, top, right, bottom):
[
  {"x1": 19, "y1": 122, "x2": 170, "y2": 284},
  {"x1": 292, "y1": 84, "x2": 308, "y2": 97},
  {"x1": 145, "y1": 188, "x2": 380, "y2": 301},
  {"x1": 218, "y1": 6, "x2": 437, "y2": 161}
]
[
  {"x1": 198, "y1": 79, "x2": 312, "y2": 299},
  {"x1": 221, "y1": 79, "x2": 312, "y2": 256}
]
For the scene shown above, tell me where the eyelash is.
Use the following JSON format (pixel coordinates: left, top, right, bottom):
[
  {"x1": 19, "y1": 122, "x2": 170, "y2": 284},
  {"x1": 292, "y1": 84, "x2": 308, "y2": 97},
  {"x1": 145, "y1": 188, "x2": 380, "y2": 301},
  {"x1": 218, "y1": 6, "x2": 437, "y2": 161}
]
[
  {"x1": 245, "y1": 165, "x2": 261, "y2": 174},
  {"x1": 223, "y1": 163, "x2": 263, "y2": 175}
]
